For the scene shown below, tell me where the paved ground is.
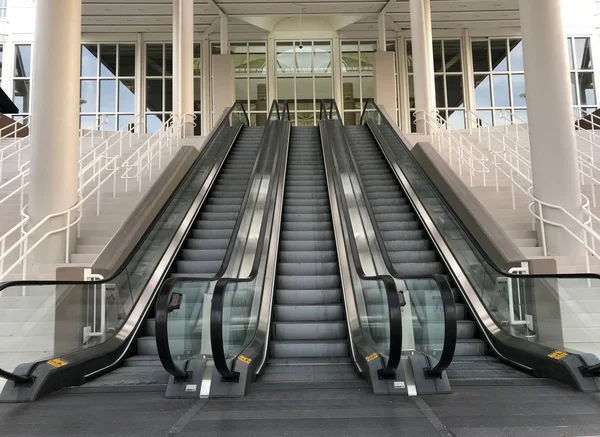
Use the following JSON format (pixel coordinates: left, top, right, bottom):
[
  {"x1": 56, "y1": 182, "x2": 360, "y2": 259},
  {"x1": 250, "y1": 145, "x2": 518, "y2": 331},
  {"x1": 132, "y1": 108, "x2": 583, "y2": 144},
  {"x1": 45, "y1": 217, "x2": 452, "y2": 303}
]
[{"x1": 0, "y1": 383, "x2": 599, "y2": 437}]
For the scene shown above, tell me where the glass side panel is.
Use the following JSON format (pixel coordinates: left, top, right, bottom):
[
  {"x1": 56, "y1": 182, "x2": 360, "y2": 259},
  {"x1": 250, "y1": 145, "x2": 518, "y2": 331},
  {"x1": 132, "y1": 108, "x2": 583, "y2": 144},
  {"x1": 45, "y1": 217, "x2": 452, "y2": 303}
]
[
  {"x1": 354, "y1": 277, "x2": 390, "y2": 355},
  {"x1": 405, "y1": 279, "x2": 445, "y2": 361}
]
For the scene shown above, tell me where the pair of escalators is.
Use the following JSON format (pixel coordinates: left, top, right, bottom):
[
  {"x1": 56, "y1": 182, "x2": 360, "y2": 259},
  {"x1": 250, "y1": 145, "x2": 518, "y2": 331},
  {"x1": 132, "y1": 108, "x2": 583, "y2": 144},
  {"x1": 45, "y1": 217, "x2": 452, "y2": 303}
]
[{"x1": 1, "y1": 100, "x2": 599, "y2": 402}]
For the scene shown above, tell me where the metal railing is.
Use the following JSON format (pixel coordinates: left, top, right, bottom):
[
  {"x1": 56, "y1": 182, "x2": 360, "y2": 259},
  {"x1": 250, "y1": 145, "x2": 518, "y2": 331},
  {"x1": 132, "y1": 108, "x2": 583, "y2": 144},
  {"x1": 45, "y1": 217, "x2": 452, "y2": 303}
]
[{"x1": 414, "y1": 110, "x2": 490, "y2": 187}]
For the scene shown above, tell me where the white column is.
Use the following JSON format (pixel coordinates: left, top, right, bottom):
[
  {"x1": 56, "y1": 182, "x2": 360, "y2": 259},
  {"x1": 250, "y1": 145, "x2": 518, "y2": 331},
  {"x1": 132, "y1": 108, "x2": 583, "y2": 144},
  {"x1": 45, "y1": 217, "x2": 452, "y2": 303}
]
[
  {"x1": 409, "y1": 0, "x2": 436, "y2": 134},
  {"x1": 29, "y1": 0, "x2": 81, "y2": 264},
  {"x1": 373, "y1": 52, "x2": 398, "y2": 120},
  {"x1": 201, "y1": 37, "x2": 212, "y2": 134},
  {"x1": 519, "y1": 0, "x2": 584, "y2": 256},
  {"x1": 173, "y1": 0, "x2": 195, "y2": 137},
  {"x1": 377, "y1": 13, "x2": 386, "y2": 52},
  {"x1": 212, "y1": 54, "x2": 235, "y2": 125},
  {"x1": 220, "y1": 15, "x2": 228, "y2": 55}
]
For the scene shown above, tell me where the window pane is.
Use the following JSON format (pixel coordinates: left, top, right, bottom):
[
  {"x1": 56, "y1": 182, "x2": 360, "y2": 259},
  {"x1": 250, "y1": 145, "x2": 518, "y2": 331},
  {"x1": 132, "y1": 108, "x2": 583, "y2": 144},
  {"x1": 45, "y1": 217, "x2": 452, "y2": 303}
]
[
  {"x1": 118, "y1": 79, "x2": 135, "y2": 112},
  {"x1": 118, "y1": 114, "x2": 134, "y2": 130},
  {"x1": 165, "y1": 78, "x2": 173, "y2": 112},
  {"x1": 341, "y1": 42, "x2": 359, "y2": 73},
  {"x1": 408, "y1": 75, "x2": 415, "y2": 108},
  {"x1": 105, "y1": 115, "x2": 117, "y2": 131},
  {"x1": 80, "y1": 80, "x2": 97, "y2": 112},
  {"x1": 490, "y1": 39, "x2": 508, "y2": 72},
  {"x1": 471, "y1": 41, "x2": 489, "y2": 72},
  {"x1": 295, "y1": 44, "x2": 312, "y2": 73},
  {"x1": 119, "y1": 44, "x2": 136, "y2": 77},
  {"x1": 446, "y1": 75, "x2": 464, "y2": 109},
  {"x1": 276, "y1": 42, "x2": 294, "y2": 73},
  {"x1": 342, "y1": 77, "x2": 360, "y2": 110},
  {"x1": 509, "y1": 40, "x2": 524, "y2": 71},
  {"x1": 296, "y1": 77, "x2": 313, "y2": 110},
  {"x1": 493, "y1": 74, "x2": 510, "y2": 107},
  {"x1": 0, "y1": 45, "x2": 4, "y2": 78},
  {"x1": 433, "y1": 41, "x2": 443, "y2": 72},
  {"x1": 232, "y1": 43, "x2": 248, "y2": 74},
  {"x1": 444, "y1": 40, "x2": 462, "y2": 73},
  {"x1": 574, "y1": 38, "x2": 593, "y2": 70},
  {"x1": 314, "y1": 77, "x2": 332, "y2": 100},
  {"x1": 14, "y1": 45, "x2": 31, "y2": 77},
  {"x1": 165, "y1": 44, "x2": 173, "y2": 76},
  {"x1": 236, "y1": 77, "x2": 248, "y2": 102},
  {"x1": 361, "y1": 76, "x2": 374, "y2": 101},
  {"x1": 81, "y1": 44, "x2": 98, "y2": 77},
  {"x1": 100, "y1": 45, "x2": 117, "y2": 77},
  {"x1": 435, "y1": 76, "x2": 446, "y2": 108},
  {"x1": 146, "y1": 44, "x2": 163, "y2": 77},
  {"x1": 99, "y1": 79, "x2": 117, "y2": 112},
  {"x1": 80, "y1": 115, "x2": 97, "y2": 129},
  {"x1": 194, "y1": 43, "x2": 201, "y2": 76},
  {"x1": 146, "y1": 79, "x2": 163, "y2": 112},
  {"x1": 511, "y1": 74, "x2": 526, "y2": 106},
  {"x1": 474, "y1": 75, "x2": 492, "y2": 107},
  {"x1": 277, "y1": 77, "x2": 294, "y2": 100},
  {"x1": 571, "y1": 72, "x2": 578, "y2": 104},
  {"x1": 476, "y1": 109, "x2": 493, "y2": 126},
  {"x1": 194, "y1": 78, "x2": 202, "y2": 112},
  {"x1": 13, "y1": 80, "x2": 30, "y2": 113},
  {"x1": 248, "y1": 44, "x2": 266, "y2": 74},
  {"x1": 146, "y1": 114, "x2": 163, "y2": 134},
  {"x1": 578, "y1": 72, "x2": 596, "y2": 105},
  {"x1": 249, "y1": 78, "x2": 267, "y2": 112},
  {"x1": 448, "y1": 110, "x2": 465, "y2": 129},
  {"x1": 314, "y1": 42, "x2": 331, "y2": 73},
  {"x1": 406, "y1": 40, "x2": 414, "y2": 74}
]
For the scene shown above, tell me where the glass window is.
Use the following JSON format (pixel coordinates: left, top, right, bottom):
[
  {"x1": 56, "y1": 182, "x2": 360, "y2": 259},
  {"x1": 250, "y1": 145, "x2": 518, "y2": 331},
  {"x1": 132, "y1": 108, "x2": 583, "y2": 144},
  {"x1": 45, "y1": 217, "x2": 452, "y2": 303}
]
[
  {"x1": 81, "y1": 43, "x2": 137, "y2": 130},
  {"x1": 568, "y1": 37, "x2": 596, "y2": 116},
  {"x1": 490, "y1": 39, "x2": 508, "y2": 72},
  {"x1": 14, "y1": 45, "x2": 31, "y2": 77}
]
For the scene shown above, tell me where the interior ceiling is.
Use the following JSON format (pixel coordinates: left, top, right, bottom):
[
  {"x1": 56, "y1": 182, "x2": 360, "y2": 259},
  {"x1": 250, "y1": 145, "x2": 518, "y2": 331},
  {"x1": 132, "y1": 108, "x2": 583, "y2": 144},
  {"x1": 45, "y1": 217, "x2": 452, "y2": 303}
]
[{"x1": 81, "y1": 0, "x2": 520, "y2": 35}]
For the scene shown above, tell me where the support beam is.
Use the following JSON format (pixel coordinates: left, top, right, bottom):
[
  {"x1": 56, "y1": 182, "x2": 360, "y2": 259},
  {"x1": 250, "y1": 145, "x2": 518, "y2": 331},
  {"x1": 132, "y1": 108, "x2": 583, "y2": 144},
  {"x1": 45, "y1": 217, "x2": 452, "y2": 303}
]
[
  {"x1": 378, "y1": 13, "x2": 386, "y2": 52},
  {"x1": 220, "y1": 14, "x2": 228, "y2": 54},
  {"x1": 29, "y1": 0, "x2": 82, "y2": 263},
  {"x1": 519, "y1": 0, "x2": 584, "y2": 256},
  {"x1": 409, "y1": 0, "x2": 436, "y2": 134}
]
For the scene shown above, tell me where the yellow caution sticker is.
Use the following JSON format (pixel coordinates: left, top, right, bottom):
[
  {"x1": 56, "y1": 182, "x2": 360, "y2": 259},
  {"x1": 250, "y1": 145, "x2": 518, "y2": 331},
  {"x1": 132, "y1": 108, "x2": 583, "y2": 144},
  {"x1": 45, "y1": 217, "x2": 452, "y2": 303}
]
[
  {"x1": 366, "y1": 353, "x2": 379, "y2": 362},
  {"x1": 548, "y1": 350, "x2": 568, "y2": 360},
  {"x1": 238, "y1": 355, "x2": 252, "y2": 364},
  {"x1": 47, "y1": 358, "x2": 68, "y2": 368}
]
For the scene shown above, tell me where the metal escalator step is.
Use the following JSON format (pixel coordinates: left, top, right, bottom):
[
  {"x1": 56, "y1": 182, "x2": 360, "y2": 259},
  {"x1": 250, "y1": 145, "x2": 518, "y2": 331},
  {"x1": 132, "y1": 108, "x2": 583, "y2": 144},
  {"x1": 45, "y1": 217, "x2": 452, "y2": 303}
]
[
  {"x1": 270, "y1": 340, "x2": 348, "y2": 358},
  {"x1": 276, "y1": 274, "x2": 341, "y2": 289},
  {"x1": 186, "y1": 238, "x2": 229, "y2": 250},
  {"x1": 281, "y1": 221, "x2": 332, "y2": 232},
  {"x1": 181, "y1": 248, "x2": 227, "y2": 262},
  {"x1": 277, "y1": 250, "x2": 337, "y2": 263},
  {"x1": 282, "y1": 213, "x2": 332, "y2": 222},
  {"x1": 378, "y1": 221, "x2": 421, "y2": 231},
  {"x1": 273, "y1": 321, "x2": 347, "y2": 341},
  {"x1": 273, "y1": 304, "x2": 344, "y2": 322},
  {"x1": 454, "y1": 339, "x2": 487, "y2": 356},
  {"x1": 176, "y1": 260, "x2": 222, "y2": 274},
  {"x1": 388, "y1": 250, "x2": 439, "y2": 263},
  {"x1": 392, "y1": 262, "x2": 444, "y2": 276},
  {"x1": 190, "y1": 229, "x2": 233, "y2": 239},
  {"x1": 277, "y1": 262, "x2": 339, "y2": 276},
  {"x1": 275, "y1": 288, "x2": 343, "y2": 305},
  {"x1": 280, "y1": 230, "x2": 334, "y2": 241},
  {"x1": 194, "y1": 220, "x2": 237, "y2": 230},
  {"x1": 384, "y1": 240, "x2": 431, "y2": 251},
  {"x1": 279, "y1": 239, "x2": 336, "y2": 252}
]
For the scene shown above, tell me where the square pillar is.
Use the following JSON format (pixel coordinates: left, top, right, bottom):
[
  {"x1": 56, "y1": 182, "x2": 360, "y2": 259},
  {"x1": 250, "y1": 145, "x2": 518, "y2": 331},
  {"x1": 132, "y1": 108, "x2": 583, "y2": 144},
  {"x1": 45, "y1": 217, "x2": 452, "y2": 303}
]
[
  {"x1": 373, "y1": 51, "x2": 398, "y2": 121},
  {"x1": 212, "y1": 54, "x2": 235, "y2": 125}
]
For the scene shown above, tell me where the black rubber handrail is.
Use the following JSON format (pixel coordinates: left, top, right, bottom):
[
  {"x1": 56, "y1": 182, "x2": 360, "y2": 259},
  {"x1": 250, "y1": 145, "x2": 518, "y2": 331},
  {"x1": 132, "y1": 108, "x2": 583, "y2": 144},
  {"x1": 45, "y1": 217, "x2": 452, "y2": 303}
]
[
  {"x1": 321, "y1": 98, "x2": 458, "y2": 378},
  {"x1": 0, "y1": 102, "x2": 251, "y2": 386},
  {"x1": 359, "y1": 99, "x2": 600, "y2": 381},
  {"x1": 320, "y1": 99, "x2": 404, "y2": 378},
  {"x1": 155, "y1": 101, "x2": 290, "y2": 381}
]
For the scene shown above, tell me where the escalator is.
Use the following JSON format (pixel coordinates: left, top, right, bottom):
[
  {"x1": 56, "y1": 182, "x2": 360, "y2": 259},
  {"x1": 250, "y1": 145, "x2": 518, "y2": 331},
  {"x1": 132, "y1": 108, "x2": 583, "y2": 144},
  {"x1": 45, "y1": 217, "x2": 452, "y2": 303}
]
[
  {"x1": 260, "y1": 126, "x2": 361, "y2": 387},
  {"x1": 78, "y1": 126, "x2": 263, "y2": 391},
  {"x1": 344, "y1": 124, "x2": 539, "y2": 386},
  {"x1": 0, "y1": 102, "x2": 272, "y2": 401}
]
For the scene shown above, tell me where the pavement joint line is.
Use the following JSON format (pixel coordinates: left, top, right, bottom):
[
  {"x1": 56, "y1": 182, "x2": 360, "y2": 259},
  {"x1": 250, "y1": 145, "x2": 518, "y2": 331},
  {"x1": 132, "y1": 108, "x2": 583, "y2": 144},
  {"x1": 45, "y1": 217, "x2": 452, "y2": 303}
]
[
  {"x1": 411, "y1": 397, "x2": 456, "y2": 437},
  {"x1": 166, "y1": 399, "x2": 208, "y2": 435}
]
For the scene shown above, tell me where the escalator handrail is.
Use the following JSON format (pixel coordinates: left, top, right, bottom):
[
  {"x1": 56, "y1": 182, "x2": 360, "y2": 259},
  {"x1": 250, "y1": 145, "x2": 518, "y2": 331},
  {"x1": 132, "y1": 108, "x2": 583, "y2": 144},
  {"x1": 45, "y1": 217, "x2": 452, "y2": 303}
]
[
  {"x1": 359, "y1": 99, "x2": 600, "y2": 382},
  {"x1": 155, "y1": 102, "x2": 289, "y2": 381},
  {"x1": 320, "y1": 101, "x2": 403, "y2": 377},
  {"x1": 358, "y1": 98, "x2": 600, "y2": 280},
  {"x1": 0, "y1": 101, "x2": 250, "y2": 385},
  {"x1": 322, "y1": 98, "x2": 457, "y2": 378}
]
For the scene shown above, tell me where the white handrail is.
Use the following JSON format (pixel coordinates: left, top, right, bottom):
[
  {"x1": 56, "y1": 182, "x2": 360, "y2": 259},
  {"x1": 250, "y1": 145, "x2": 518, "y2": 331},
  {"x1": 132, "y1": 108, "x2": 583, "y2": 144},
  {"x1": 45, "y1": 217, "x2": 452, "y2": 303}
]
[
  {"x1": 0, "y1": 115, "x2": 30, "y2": 139},
  {"x1": 414, "y1": 110, "x2": 490, "y2": 187},
  {"x1": 0, "y1": 113, "x2": 195, "y2": 281}
]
